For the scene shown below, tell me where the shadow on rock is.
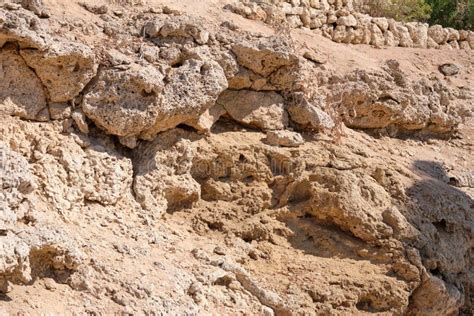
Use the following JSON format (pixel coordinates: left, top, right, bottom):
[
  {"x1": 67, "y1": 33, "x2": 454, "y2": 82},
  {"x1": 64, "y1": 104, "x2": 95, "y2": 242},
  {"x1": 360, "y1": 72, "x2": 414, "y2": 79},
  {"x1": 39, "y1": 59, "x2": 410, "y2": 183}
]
[{"x1": 405, "y1": 160, "x2": 473, "y2": 315}]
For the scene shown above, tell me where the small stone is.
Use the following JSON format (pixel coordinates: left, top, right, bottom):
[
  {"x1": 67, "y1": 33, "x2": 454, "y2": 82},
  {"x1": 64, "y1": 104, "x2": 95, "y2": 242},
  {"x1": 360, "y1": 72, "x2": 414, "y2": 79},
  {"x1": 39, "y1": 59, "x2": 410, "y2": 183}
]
[
  {"x1": 439, "y1": 63, "x2": 460, "y2": 76},
  {"x1": 214, "y1": 246, "x2": 226, "y2": 255},
  {"x1": 265, "y1": 130, "x2": 304, "y2": 147},
  {"x1": 303, "y1": 50, "x2": 327, "y2": 64}
]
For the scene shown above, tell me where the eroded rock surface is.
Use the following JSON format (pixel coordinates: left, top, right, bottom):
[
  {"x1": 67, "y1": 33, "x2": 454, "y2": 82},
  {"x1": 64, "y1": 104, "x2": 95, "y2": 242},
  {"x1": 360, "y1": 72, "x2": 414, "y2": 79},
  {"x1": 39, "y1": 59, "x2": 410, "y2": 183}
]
[{"x1": 0, "y1": 2, "x2": 472, "y2": 315}]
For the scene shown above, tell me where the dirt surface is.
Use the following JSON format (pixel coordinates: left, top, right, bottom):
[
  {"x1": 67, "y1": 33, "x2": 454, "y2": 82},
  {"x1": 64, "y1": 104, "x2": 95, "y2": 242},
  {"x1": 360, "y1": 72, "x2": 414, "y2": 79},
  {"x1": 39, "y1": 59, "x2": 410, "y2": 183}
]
[{"x1": 0, "y1": 0, "x2": 473, "y2": 315}]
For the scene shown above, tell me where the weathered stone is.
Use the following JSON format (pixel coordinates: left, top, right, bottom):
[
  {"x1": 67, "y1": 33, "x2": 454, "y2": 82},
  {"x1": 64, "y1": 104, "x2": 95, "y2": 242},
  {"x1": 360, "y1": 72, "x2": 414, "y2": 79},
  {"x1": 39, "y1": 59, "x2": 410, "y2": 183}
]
[
  {"x1": 370, "y1": 24, "x2": 385, "y2": 48},
  {"x1": 20, "y1": 40, "x2": 98, "y2": 103},
  {"x1": 82, "y1": 64, "x2": 165, "y2": 137},
  {"x1": 232, "y1": 37, "x2": 298, "y2": 77},
  {"x1": 265, "y1": 130, "x2": 304, "y2": 147},
  {"x1": 439, "y1": 63, "x2": 460, "y2": 76},
  {"x1": 372, "y1": 17, "x2": 388, "y2": 32},
  {"x1": 0, "y1": 46, "x2": 47, "y2": 120},
  {"x1": 406, "y1": 23, "x2": 428, "y2": 48},
  {"x1": 217, "y1": 90, "x2": 288, "y2": 130},
  {"x1": 428, "y1": 25, "x2": 448, "y2": 45},
  {"x1": 337, "y1": 14, "x2": 357, "y2": 27},
  {"x1": 133, "y1": 130, "x2": 200, "y2": 216},
  {"x1": 287, "y1": 94, "x2": 335, "y2": 130},
  {"x1": 185, "y1": 103, "x2": 226, "y2": 134},
  {"x1": 140, "y1": 59, "x2": 228, "y2": 139},
  {"x1": 83, "y1": 59, "x2": 227, "y2": 140}
]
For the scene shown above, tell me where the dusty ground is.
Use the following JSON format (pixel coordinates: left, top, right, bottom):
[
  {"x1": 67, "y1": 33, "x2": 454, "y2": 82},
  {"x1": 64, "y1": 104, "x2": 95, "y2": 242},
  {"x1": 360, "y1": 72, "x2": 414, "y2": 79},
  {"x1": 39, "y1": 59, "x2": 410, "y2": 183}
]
[{"x1": 0, "y1": 0, "x2": 473, "y2": 315}]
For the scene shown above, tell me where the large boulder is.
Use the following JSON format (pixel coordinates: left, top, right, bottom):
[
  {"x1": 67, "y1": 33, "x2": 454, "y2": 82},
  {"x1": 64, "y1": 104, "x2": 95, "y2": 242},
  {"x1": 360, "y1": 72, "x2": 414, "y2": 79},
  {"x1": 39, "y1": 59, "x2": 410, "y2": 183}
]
[
  {"x1": 140, "y1": 59, "x2": 228, "y2": 139},
  {"x1": 82, "y1": 64, "x2": 165, "y2": 138},
  {"x1": 83, "y1": 59, "x2": 227, "y2": 140}
]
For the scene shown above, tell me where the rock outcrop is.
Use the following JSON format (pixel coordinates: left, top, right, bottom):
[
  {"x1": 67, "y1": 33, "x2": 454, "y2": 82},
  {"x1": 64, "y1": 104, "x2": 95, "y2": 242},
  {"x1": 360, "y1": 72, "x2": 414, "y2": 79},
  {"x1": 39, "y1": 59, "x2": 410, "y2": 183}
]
[{"x1": 0, "y1": 1, "x2": 472, "y2": 315}]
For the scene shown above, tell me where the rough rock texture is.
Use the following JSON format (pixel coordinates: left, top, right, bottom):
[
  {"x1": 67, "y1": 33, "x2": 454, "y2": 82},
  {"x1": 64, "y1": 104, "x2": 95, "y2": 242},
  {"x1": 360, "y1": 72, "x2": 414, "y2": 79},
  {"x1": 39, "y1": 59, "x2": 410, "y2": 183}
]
[
  {"x1": 20, "y1": 41, "x2": 98, "y2": 103},
  {"x1": 228, "y1": 0, "x2": 473, "y2": 50},
  {"x1": 0, "y1": 1, "x2": 473, "y2": 315},
  {"x1": 324, "y1": 60, "x2": 471, "y2": 133},
  {"x1": 217, "y1": 90, "x2": 288, "y2": 130},
  {"x1": 265, "y1": 130, "x2": 304, "y2": 147},
  {"x1": 133, "y1": 129, "x2": 200, "y2": 217},
  {"x1": 0, "y1": 45, "x2": 47, "y2": 120}
]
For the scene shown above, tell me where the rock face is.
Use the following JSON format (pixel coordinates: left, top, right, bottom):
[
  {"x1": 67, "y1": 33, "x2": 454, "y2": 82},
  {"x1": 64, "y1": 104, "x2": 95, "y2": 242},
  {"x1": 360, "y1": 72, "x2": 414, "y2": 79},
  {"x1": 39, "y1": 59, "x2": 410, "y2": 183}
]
[
  {"x1": 0, "y1": 3, "x2": 473, "y2": 316},
  {"x1": 133, "y1": 129, "x2": 200, "y2": 216},
  {"x1": 324, "y1": 60, "x2": 470, "y2": 133},
  {"x1": 217, "y1": 90, "x2": 288, "y2": 130},
  {"x1": 0, "y1": 45, "x2": 47, "y2": 120},
  {"x1": 20, "y1": 41, "x2": 98, "y2": 103},
  {"x1": 0, "y1": 141, "x2": 84, "y2": 293},
  {"x1": 82, "y1": 59, "x2": 227, "y2": 140}
]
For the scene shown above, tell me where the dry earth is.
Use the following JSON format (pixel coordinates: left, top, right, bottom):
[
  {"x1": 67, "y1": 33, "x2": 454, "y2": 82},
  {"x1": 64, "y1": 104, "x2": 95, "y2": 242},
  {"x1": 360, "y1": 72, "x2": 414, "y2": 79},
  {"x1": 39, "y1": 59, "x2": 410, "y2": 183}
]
[{"x1": 0, "y1": 0, "x2": 473, "y2": 315}]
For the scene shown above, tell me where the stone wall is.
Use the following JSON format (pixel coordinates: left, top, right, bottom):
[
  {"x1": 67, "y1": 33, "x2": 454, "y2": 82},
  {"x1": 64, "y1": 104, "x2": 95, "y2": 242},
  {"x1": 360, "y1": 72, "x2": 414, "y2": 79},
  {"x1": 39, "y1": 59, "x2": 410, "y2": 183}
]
[{"x1": 227, "y1": 0, "x2": 474, "y2": 49}]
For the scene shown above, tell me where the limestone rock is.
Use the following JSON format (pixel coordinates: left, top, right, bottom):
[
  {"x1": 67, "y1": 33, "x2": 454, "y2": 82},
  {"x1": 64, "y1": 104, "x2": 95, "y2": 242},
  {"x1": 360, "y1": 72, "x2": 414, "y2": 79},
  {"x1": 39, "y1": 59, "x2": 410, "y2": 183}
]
[
  {"x1": 0, "y1": 45, "x2": 47, "y2": 120},
  {"x1": 217, "y1": 90, "x2": 288, "y2": 130},
  {"x1": 21, "y1": 0, "x2": 49, "y2": 18},
  {"x1": 185, "y1": 103, "x2": 226, "y2": 134},
  {"x1": 140, "y1": 59, "x2": 228, "y2": 139},
  {"x1": 337, "y1": 14, "x2": 357, "y2": 27},
  {"x1": 82, "y1": 64, "x2": 165, "y2": 137},
  {"x1": 265, "y1": 130, "x2": 304, "y2": 147},
  {"x1": 406, "y1": 22, "x2": 428, "y2": 48},
  {"x1": 0, "y1": 8, "x2": 48, "y2": 49},
  {"x1": 428, "y1": 25, "x2": 448, "y2": 45},
  {"x1": 133, "y1": 129, "x2": 200, "y2": 216},
  {"x1": 20, "y1": 40, "x2": 98, "y2": 103},
  {"x1": 409, "y1": 275, "x2": 463, "y2": 315},
  {"x1": 287, "y1": 94, "x2": 335, "y2": 130},
  {"x1": 439, "y1": 63, "x2": 460, "y2": 76},
  {"x1": 232, "y1": 37, "x2": 298, "y2": 77}
]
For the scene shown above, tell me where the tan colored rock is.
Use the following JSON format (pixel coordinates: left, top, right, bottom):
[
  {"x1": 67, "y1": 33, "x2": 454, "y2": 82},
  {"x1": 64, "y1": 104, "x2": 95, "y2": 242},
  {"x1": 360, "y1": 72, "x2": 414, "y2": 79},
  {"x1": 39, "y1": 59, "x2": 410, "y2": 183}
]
[
  {"x1": 370, "y1": 23, "x2": 385, "y2": 48},
  {"x1": 232, "y1": 37, "x2": 298, "y2": 77},
  {"x1": 428, "y1": 25, "x2": 448, "y2": 45},
  {"x1": 391, "y1": 22, "x2": 412, "y2": 47},
  {"x1": 140, "y1": 59, "x2": 228, "y2": 139},
  {"x1": 83, "y1": 59, "x2": 227, "y2": 139},
  {"x1": 217, "y1": 90, "x2": 288, "y2": 130},
  {"x1": 409, "y1": 275, "x2": 463, "y2": 315},
  {"x1": 265, "y1": 130, "x2": 304, "y2": 147},
  {"x1": 185, "y1": 103, "x2": 226, "y2": 134},
  {"x1": 372, "y1": 17, "x2": 388, "y2": 32},
  {"x1": 133, "y1": 129, "x2": 200, "y2": 216},
  {"x1": 446, "y1": 28, "x2": 460, "y2": 41},
  {"x1": 287, "y1": 93, "x2": 335, "y2": 130},
  {"x1": 406, "y1": 22, "x2": 428, "y2": 48},
  {"x1": 21, "y1": 0, "x2": 49, "y2": 18},
  {"x1": 0, "y1": 8, "x2": 48, "y2": 49},
  {"x1": 337, "y1": 14, "x2": 357, "y2": 27},
  {"x1": 332, "y1": 25, "x2": 347, "y2": 43},
  {"x1": 0, "y1": 45, "x2": 47, "y2": 120},
  {"x1": 20, "y1": 41, "x2": 97, "y2": 103},
  {"x1": 82, "y1": 64, "x2": 165, "y2": 137}
]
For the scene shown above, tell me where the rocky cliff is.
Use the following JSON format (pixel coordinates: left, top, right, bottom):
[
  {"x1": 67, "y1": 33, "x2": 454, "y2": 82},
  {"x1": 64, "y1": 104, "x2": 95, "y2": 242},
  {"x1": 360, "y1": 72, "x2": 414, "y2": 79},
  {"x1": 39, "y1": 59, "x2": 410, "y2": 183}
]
[{"x1": 0, "y1": 0, "x2": 473, "y2": 314}]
